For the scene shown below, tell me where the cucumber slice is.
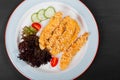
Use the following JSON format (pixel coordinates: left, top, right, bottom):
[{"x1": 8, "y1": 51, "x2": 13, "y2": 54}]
[
  {"x1": 31, "y1": 13, "x2": 40, "y2": 22},
  {"x1": 37, "y1": 9, "x2": 47, "y2": 21},
  {"x1": 44, "y1": 6, "x2": 56, "y2": 18}
]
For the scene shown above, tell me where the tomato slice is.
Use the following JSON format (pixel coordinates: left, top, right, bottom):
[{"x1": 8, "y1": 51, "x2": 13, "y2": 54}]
[
  {"x1": 31, "y1": 22, "x2": 41, "y2": 31},
  {"x1": 50, "y1": 57, "x2": 58, "y2": 67}
]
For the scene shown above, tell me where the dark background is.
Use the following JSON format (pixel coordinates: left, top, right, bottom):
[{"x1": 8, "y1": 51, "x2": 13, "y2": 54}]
[{"x1": 0, "y1": 0, "x2": 120, "y2": 80}]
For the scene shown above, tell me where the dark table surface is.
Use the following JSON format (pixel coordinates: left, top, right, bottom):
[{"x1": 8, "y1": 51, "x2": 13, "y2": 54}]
[{"x1": 0, "y1": 0, "x2": 120, "y2": 80}]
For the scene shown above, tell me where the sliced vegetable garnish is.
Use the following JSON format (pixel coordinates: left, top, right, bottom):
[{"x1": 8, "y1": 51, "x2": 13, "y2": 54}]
[
  {"x1": 31, "y1": 6, "x2": 56, "y2": 22},
  {"x1": 44, "y1": 6, "x2": 56, "y2": 18},
  {"x1": 32, "y1": 22, "x2": 41, "y2": 31},
  {"x1": 22, "y1": 26, "x2": 37, "y2": 36},
  {"x1": 37, "y1": 9, "x2": 47, "y2": 21},
  {"x1": 31, "y1": 13, "x2": 40, "y2": 22},
  {"x1": 50, "y1": 57, "x2": 58, "y2": 67},
  {"x1": 29, "y1": 26, "x2": 38, "y2": 33}
]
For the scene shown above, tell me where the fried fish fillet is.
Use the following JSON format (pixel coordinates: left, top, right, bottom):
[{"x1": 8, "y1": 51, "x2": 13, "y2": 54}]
[
  {"x1": 63, "y1": 20, "x2": 80, "y2": 52},
  {"x1": 60, "y1": 32, "x2": 89, "y2": 70},
  {"x1": 46, "y1": 16, "x2": 68, "y2": 50},
  {"x1": 50, "y1": 16, "x2": 76, "y2": 55},
  {"x1": 39, "y1": 12, "x2": 63, "y2": 49}
]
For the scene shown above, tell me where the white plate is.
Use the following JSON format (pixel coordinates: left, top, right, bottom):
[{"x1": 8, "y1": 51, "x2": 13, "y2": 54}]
[{"x1": 5, "y1": 0, "x2": 99, "y2": 80}]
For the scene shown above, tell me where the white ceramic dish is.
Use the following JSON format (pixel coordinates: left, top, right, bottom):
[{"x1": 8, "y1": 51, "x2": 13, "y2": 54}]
[{"x1": 5, "y1": 0, "x2": 99, "y2": 80}]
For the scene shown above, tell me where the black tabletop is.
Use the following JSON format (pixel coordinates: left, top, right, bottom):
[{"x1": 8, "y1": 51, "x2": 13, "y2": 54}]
[{"x1": 0, "y1": 0, "x2": 120, "y2": 80}]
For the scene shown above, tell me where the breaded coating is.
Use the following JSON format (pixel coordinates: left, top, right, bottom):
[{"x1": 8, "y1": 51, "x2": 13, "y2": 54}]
[
  {"x1": 63, "y1": 20, "x2": 80, "y2": 51},
  {"x1": 60, "y1": 32, "x2": 89, "y2": 70},
  {"x1": 46, "y1": 16, "x2": 68, "y2": 50},
  {"x1": 39, "y1": 12, "x2": 63, "y2": 49},
  {"x1": 50, "y1": 16, "x2": 76, "y2": 55}
]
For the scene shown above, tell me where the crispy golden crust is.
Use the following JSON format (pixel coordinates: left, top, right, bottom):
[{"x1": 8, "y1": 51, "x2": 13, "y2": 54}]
[
  {"x1": 39, "y1": 12, "x2": 63, "y2": 49},
  {"x1": 63, "y1": 20, "x2": 80, "y2": 52},
  {"x1": 50, "y1": 16, "x2": 76, "y2": 55},
  {"x1": 60, "y1": 32, "x2": 89, "y2": 70},
  {"x1": 46, "y1": 16, "x2": 68, "y2": 50}
]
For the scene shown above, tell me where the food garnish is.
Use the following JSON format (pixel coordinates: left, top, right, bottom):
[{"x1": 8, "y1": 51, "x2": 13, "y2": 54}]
[
  {"x1": 50, "y1": 57, "x2": 58, "y2": 67},
  {"x1": 22, "y1": 26, "x2": 37, "y2": 37},
  {"x1": 38, "y1": 9, "x2": 47, "y2": 21},
  {"x1": 32, "y1": 22, "x2": 41, "y2": 31},
  {"x1": 44, "y1": 6, "x2": 56, "y2": 18},
  {"x1": 31, "y1": 6, "x2": 56, "y2": 22},
  {"x1": 31, "y1": 13, "x2": 40, "y2": 23}
]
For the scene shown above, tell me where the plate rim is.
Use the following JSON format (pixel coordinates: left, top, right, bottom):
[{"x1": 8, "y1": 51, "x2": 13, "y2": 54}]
[{"x1": 4, "y1": 0, "x2": 99, "y2": 80}]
